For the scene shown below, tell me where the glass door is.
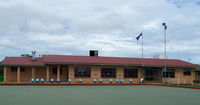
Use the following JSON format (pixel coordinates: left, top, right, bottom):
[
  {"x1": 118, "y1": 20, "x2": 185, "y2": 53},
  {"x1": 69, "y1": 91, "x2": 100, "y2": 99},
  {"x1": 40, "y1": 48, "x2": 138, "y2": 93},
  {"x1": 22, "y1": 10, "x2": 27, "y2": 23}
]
[{"x1": 145, "y1": 70, "x2": 154, "y2": 81}]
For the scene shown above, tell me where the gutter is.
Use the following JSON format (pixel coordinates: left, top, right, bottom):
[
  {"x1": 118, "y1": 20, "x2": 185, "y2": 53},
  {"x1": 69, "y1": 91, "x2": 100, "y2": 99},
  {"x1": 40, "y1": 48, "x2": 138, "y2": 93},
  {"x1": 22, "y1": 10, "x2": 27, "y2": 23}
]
[
  {"x1": 45, "y1": 62, "x2": 199, "y2": 68},
  {"x1": 1, "y1": 62, "x2": 199, "y2": 68},
  {"x1": 1, "y1": 64, "x2": 45, "y2": 67}
]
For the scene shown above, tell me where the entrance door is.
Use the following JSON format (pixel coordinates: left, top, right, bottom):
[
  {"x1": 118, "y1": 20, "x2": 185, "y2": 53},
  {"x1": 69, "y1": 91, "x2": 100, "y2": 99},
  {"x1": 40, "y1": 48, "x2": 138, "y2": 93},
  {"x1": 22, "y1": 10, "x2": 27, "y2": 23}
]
[
  {"x1": 145, "y1": 70, "x2": 154, "y2": 81},
  {"x1": 60, "y1": 66, "x2": 68, "y2": 81},
  {"x1": 196, "y1": 71, "x2": 200, "y2": 80}
]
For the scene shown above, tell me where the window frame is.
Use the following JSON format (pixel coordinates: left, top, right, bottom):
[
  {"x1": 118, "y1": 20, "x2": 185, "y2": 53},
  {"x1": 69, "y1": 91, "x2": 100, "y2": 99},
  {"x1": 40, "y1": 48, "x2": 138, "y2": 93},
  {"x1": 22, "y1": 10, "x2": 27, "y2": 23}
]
[
  {"x1": 101, "y1": 68, "x2": 116, "y2": 78},
  {"x1": 52, "y1": 67, "x2": 57, "y2": 75},
  {"x1": 124, "y1": 68, "x2": 138, "y2": 78},
  {"x1": 197, "y1": 71, "x2": 200, "y2": 75},
  {"x1": 11, "y1": 67, "x2": 17, "y2": 72},
  {"x1": 20, "y1": 67, "x2": 25, "y2": 72},
  {"x1": 183, "y1": 70, "x2": 191, "y2": 76},
  {"x1": 74, "y1": 67, "x2": 91, "y2": 78},
  {"x1": 163, "y1": 69, "x2": 175, "y2": 78}
]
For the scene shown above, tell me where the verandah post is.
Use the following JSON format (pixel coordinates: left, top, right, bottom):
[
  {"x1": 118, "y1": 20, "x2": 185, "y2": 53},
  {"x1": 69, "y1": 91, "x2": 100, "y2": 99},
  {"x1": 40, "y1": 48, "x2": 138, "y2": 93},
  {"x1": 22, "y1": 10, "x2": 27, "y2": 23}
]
[
  {"x1": 57, "y1": 65, "x2": 60, "y2": 80},
  {"x1": 31, "y1": 67, "x2": 35, "y2": 79},
  {"x1": 46, "y1": 66, "x2": 50, "y2": 82},
  {"x1": 17, "y1": 67, "x2": 20, "y2": 83},
  {"x1": 3, "y1": 66, "x2": 7, "y2": 83}
]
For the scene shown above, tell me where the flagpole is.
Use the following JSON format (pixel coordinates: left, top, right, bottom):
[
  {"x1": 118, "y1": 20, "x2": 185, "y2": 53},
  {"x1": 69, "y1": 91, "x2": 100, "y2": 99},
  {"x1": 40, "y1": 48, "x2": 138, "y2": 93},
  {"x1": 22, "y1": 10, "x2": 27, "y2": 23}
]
[
  {"x1": 162, "y1": 23, "x2": 167, "y2": 84},
  {"x1": 142, "y1": 32, "x2": 144, "y2": 66},
  {"x1": 136, "y1": 32, "x2": 143, "y2": 66}
]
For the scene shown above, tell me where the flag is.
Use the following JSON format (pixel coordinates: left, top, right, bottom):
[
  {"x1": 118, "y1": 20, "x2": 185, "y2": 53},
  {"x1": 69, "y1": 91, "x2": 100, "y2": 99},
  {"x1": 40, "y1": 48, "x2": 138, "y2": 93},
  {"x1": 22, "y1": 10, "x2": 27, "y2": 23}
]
[{"x1": 136, "y1": 32, "x2": 142, "y2": 41}]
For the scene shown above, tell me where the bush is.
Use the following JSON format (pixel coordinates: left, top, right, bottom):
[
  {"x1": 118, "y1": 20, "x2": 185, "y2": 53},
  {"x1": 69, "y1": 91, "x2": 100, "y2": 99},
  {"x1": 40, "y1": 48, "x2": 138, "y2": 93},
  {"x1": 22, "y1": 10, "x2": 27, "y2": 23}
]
[
  {"x1": 0, "y1": 65, "x2": 3, "y2": 75},
  {"x1": 0, "y1": 65, "x2": 3, "y2": 82},
  {"x1": 0, "y1": 75, "x2": 3, "y2": 82}
]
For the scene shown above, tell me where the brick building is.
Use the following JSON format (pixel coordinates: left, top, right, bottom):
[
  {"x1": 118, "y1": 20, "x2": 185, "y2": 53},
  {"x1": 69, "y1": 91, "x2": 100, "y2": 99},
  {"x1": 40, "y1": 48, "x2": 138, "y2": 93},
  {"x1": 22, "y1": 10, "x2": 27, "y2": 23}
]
[{"x1": 1, "y1": 53, "x2": 200, "y2": 84}]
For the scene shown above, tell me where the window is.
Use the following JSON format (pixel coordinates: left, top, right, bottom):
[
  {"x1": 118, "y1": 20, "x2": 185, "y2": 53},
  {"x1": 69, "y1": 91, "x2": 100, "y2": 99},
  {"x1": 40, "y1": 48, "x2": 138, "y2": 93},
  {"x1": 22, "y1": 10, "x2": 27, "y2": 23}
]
[
  {"x1": 11, "y1": 67, "x2": 17, "y2": 72},
  {"x1": 20, "y1": 67, "x2": 25, "y2": 72},
  {"x1": 52, "y1": 67, "x2": 63, "y2": 75},
  {"x1": 124, "y1": 68, "x2": 138, "y2": 78},
  {"x1": 183, "y1": 70, "x2": 191, "y2": 76},
  {"x1": 75, "y1": 67, "x2": 91, "y2": 78},
  {"x1": 197, "y1": 71, "x2": 200, "y2": 75},
  {"x1": 52, "y1": 67, "x2": 57, "y2": 75},
  {"x1": 101, "y1": 68, "x2": 116, "y2": 78},
  {"x1": 59, "y1": 67, "x2": 64, "y2": 75},
  {"x1": 163, "y1": 69, "x2": 175, "y2": 78}
]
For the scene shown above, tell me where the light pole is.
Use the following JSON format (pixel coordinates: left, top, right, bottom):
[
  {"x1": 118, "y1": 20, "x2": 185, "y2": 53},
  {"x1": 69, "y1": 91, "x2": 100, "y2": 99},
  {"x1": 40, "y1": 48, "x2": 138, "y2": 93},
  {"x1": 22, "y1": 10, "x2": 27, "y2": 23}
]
[{"x1": 162, "y1": 23, "x2": 167, "y2": 84}]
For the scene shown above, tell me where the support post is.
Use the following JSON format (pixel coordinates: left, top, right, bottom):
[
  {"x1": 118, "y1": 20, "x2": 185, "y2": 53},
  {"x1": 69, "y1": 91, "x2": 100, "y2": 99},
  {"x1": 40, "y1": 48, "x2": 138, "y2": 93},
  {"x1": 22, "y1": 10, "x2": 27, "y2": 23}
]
[
  {"x1": 192, "y1": 71, "x2": 195, "y2": 86},
  {"x1": 57, "y1": 65, "x2": 60, "y2": 80},
  {"x1": 31, "y1": 67, "x2": 35, "y2": 79},
  {"x1": 3, "y1": 66, "x2": 7, "y2": 83},
  {"x1": 17, "y1": 67, "x2": 20, "y2": 83},
  {"x1": 46, "y1": 66, "x2": 50, "y2": 82},
  {"x1": 177, "y1": 71, "x2": 180, "y2": 85}
]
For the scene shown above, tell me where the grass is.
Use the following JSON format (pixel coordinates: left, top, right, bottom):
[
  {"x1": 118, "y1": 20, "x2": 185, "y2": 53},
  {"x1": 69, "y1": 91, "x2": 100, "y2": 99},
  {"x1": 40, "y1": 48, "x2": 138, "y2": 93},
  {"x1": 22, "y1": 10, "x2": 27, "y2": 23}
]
[
  {"x1": 0, "y1": 74, "x2": 3, "y2": 82},
  {"x1": 166, "y1": 83, "x2": 200, "y2": 87},
  {"x1": 0, "y1": 86, "x2": 199, "y2": 105}
]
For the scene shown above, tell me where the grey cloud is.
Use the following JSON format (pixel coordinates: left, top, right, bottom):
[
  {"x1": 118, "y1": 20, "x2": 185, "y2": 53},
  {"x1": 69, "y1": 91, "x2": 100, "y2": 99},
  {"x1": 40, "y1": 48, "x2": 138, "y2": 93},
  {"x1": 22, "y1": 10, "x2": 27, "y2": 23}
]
[{"x1": 0, "y1": 0, "x2": 200, "y2": 64}]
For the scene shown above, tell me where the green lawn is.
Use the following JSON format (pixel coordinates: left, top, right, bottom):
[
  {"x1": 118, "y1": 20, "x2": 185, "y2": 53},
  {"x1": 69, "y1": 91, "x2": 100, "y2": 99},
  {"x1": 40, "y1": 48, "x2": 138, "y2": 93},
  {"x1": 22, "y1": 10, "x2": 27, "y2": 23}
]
[
  {"x1": 0, "y1": 86, "x2": 199, "y2": 105},
  {"x1": 166, "y1": 83, "x2": 200, "y2": 87},
  {"x1": 178, "y1": 84, "x2": 200, "y2": 87}
]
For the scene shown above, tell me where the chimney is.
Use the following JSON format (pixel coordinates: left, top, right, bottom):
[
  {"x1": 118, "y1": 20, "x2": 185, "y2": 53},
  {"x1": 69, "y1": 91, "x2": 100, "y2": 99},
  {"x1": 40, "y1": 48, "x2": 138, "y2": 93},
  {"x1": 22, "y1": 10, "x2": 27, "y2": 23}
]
[
  {"x1": 89, "y1": 50, "x2": 98, "y2": 57},
  {"x1": 32, "y1": 50, "x2": 36, "y2": 61}
]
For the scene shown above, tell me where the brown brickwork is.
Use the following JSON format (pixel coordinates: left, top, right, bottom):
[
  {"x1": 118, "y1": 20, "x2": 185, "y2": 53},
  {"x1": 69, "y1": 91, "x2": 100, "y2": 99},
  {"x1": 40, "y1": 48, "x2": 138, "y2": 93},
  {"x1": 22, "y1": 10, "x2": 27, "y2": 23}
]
[{"x1": 3, "y1": 65, "x2": 197, "y2": 84}]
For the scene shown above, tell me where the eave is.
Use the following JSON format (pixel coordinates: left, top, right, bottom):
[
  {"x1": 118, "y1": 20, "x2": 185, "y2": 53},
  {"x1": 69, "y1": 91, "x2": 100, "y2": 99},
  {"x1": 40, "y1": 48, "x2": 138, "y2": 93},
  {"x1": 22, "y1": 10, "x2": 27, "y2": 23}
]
[
  {"x1": 45, "y1": 62, "x2": 199, "y2": 68},
  {"x1": 1, "y1": 64, "x2": 45, "y2": 67}
]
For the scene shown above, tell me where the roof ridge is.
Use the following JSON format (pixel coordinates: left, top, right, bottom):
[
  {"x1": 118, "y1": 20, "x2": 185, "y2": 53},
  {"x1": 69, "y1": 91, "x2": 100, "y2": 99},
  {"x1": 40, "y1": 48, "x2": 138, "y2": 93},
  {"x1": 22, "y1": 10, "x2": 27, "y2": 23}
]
[
  {"x1": 42, "y1": 54, "x2": 179, "y2": 60},
  {"x1": 1, "y1": 55, "x2": 198, "y2": 67}
]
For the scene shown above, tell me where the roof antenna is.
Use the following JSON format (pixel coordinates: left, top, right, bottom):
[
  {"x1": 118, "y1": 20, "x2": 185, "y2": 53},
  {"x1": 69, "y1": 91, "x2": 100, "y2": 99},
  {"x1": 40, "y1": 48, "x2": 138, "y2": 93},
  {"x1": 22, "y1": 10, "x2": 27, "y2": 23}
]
[{"x1": 32, "y1": 50, "x2": 36, "y2": 61}]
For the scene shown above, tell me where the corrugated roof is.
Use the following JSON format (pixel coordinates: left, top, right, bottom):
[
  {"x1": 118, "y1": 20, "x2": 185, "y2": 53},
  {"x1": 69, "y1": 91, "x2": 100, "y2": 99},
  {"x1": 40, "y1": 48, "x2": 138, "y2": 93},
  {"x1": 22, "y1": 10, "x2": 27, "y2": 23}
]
[
  {"x1": 1, "y1": 57, "x2": 43, "y2": 66},
  {"x1": 42, "y1": 55, "x2": 198, "y2": 67},
  {"x1": 1, "y1": 55, "x2": 199, "y2": 67}
]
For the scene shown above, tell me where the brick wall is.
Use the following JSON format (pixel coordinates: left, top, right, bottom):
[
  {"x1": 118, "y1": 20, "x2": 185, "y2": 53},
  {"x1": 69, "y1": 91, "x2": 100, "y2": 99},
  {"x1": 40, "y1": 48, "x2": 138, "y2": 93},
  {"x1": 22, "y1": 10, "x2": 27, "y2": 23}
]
[{"x1": 3, "y1": 65, "x2": 196, "y2": 84}]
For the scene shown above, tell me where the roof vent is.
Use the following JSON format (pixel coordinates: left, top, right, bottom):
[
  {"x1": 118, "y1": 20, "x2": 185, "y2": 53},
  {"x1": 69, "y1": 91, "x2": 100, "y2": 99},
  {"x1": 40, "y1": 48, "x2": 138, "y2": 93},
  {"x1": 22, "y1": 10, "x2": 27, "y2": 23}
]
[
  {"x1": 89, "y1": 50, "x2": 98, "y2": 57},
  {"x1": 32, "y1": 50, "x2": 36, "y2": 61},
  {"x1": 21, "y1": 54, "x2": 32, "y2": 57},
  {"x1": 153, "y1": 54, "x2": 165, "y2": 59}
]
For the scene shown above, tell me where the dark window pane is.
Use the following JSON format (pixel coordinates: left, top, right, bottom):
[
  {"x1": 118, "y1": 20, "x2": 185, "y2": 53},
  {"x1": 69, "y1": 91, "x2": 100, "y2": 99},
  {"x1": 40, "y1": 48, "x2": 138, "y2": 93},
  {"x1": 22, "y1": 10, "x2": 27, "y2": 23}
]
[
  {"x1": 197, "y1": 72, "x2": 200, "y2": 75},
  {"x1": 101, "y1": 68, "x2": 116, "y2": 78},
  {"x1": 183, "y1": 70, "x2": 191, "y2": 76},
  {"x1": 60, "y1": 67, "x2": 64, "y2": 75},
  {"x1": 163, "y1": 69, "x2": 175, "y2": 78},
  {"x1": 20, "y1": 67, "x2": 25, "y2": 72},
  {"x1": 11, "y1": 67, "x2": 17, "y2": 72},
  {"x1": 75, "y1": 67, "x2": 91, "y2": 78},
  {"x1": 52, "y1": 67, "x2": 57, "y2": 75},
  {"x1": 124, "y1": 68, "x2": 138, "y2": 78}
]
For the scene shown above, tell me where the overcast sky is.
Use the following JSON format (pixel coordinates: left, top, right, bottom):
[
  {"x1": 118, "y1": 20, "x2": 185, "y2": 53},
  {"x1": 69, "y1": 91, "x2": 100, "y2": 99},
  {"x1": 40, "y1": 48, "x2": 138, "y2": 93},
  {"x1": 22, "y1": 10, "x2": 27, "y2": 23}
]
[{"x1": 0, "y1": 0, "x2": 200, "y2": 64}]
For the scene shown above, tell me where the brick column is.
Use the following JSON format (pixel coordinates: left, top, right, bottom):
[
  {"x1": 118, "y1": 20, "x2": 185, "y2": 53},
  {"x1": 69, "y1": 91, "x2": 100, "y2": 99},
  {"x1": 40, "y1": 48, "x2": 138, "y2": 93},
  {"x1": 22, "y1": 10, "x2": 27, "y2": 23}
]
[
  {"x1": 139, "y1": 68, "x2": 145, "y2": 79},
  {"x1": 31, "y1": 67, "x2": 35, "y2": 79},
  {"x1": 57, "y1": 65, "x2": 60, "y2": 80},
  {"x1": 3, "y1": 66, "x2": 7, "y2": 83},
  {"x1": 91, "y1": 66, "x2": 101, "y2": 79},
  {"x1": 17, "y1": 67, "x2": 20, "y2": 83},
  {"x1": 46, "y1": 66, "x2": 50, "y2": 82},
  {"x1": 116, "y1": 67, "x2": 124, "y2": 78},
  {"x1": 192, "y1": 71, "x2": 195, "y2": 84},
  {"x1": 68, "y1": 66, "x2": 74, "y2": 79}
]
